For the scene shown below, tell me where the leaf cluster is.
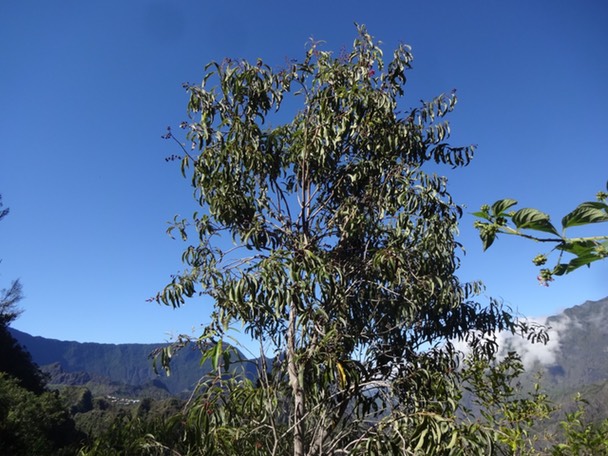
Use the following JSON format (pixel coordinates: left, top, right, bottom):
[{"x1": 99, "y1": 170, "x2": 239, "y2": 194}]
[{"x1": 473, "y1": 184, "x2": 608, "y2": 284}]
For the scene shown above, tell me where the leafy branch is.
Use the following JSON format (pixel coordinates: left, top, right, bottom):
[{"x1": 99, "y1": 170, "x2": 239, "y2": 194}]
[{"x1": 473, "y1": 183, "x2": 608, "y2": 285}]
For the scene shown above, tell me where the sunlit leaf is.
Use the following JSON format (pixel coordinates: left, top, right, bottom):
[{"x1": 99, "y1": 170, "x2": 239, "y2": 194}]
[
  {"x1": 558, "y1": 254, "x2": 603, "y2": 275},
  {"x1": 472, "y1": 211, "x2": 492, "y2": 221},
  {"x1": 491, "y1": 198, "x2": 517, "y2": 216},
  {"x1": 562, "y1": 202, "x2": 608, "y2": 228},
  {"x1": 512, "y1": 208, "x2": 560, "y2": 235},
  {"x1": 557, "y1": 239, "x2": 597, "y2": 256}
]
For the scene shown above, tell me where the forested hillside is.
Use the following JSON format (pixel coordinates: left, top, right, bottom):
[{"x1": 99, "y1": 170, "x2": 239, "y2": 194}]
[{"x1": 9, "y1": 327, "x2": 257, "y2": 396}]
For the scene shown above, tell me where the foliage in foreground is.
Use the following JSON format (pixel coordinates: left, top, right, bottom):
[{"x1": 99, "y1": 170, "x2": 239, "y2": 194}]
[
  {"x1": 550, "y1": 395, "x2": 608, "y2": 456},
  {"x1": 474, "y1": 184, "x2": 608, "y2": 285},
  {"x1": 149, "y1": 25, "x2": 551, "y2": 455},
  {"x1": 0, "y1": 373, "x2": 83, "y2": 456},
  {"x1": 76, "y1": 369, "x2": 608, "y2": 456}
]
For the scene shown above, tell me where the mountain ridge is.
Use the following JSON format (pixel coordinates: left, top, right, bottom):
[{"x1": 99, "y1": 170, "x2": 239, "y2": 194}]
[
  {"x1": 9, "y1": 296, "x2": 608, "y2": 400},
  {"x1": 540, "y1": 295, "x2": 608, "y2": 391},
  {"x1": 8, "y1": 327, "x2": 256, "y2": 395}
]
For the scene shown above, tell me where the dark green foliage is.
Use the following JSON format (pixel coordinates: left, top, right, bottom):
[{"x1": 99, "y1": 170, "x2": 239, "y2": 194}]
[
  {"x1": 0, "y1": 311, "x2": 83, "y2": 454},
  {"x1": 0, "y1": 373, "x2": 84, "y2": 456},
  {"x1": 0, "y1": 195, "x2": 46, "y2": 394},
  {"x1": 70, "y1": 387, "x2": 94, "y2": 414},
  {"x1": 0, "y1": 324, "x2": 47, "y2": 394},
  {"x1": 77, "y1": 396, "x2": 186, "y2": 456},
  {"x1": 78, "y1": 413, "x2": 152, "y2": 456},
  {"x1": 0, "y1": 195, "x2": 8, "y2": 222},
  {"x1": 0, "y1": 212, "x2": 47, "y2": 393},
  {"x1": 0, "y1": 280, "x2": 23, "y2": 326}
]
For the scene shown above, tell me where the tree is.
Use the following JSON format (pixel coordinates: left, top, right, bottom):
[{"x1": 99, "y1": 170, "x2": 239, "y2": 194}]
[
  {"x1": 0, "y1": 317, "x2": 48, "y2": 395},
  {"x1": 155, "y1": 25, "x2": 544, "y2": 455},
  {"x1": 473, "y1": 185, "x2": 608, "y2": 285},
  {"x1": 0, "y1": 280, "x2": 23, "y2": 325},
  {"x1": 0, "y1": 373, "x2": 84, "y2": 456}
]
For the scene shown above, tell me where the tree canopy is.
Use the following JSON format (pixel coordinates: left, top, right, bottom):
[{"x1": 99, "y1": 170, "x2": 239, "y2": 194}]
[{"x1": 155, "y1": 26, "x2": 544, "y2": 455}]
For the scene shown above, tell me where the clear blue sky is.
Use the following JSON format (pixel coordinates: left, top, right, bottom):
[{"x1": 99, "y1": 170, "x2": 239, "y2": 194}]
[{"x1": 1, "y1": 1, "x2": 606, "y2": 344}]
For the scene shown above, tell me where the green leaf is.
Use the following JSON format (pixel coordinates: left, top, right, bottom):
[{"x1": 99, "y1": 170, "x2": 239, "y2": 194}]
[
  {"x1": 557, "y1": 240, "x2": 597, "y2": 256},
  {"x1": 414, "y1": 428, "x2": 428, "y2": 452},
  {"x1": 561, "y1": 202, "x2": 608, "y2": 229},
  {"x1": 491, "y1": 198, "x2": 517, "y2": 216},
  {"x1": 553, "y1": 263, "x2": 569, "y2": 276},
  {"x1": 480, "y1": 229, "x2": 496, "y2": 251},
  {"x1": 472, "y1": 211, "x2": 492, "y2": 221},
  {"x1": 511, "y1": 208, "x2": 560, "y2": 236},
  {"x1": 556, "y1": 254, "x2": 603, "y2": 275},
  {"x1": 212, "y1": 340, "x2": 222, "y2": 371},
  {"x1": 446, "y1": 431, "x2": 458, "y2": 449},
  {"x1": 222, "y1": 350, "x2": 231, "y2": 371}
]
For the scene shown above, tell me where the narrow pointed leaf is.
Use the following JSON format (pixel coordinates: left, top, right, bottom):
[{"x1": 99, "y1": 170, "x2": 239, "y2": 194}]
[{"x1": 211, "y1": 340, "x2": 222, "y2": 371}]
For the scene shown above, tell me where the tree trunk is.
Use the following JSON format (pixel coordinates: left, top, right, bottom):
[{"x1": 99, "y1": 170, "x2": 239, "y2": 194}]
[{"x1": 287, "y1": 301, "x2": 305, "y2": 456}]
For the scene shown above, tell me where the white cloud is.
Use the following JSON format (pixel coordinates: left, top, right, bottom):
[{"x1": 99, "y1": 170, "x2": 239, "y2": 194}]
[
  {"x1": 496, "y1": 314, "x2": 572, "y2": 369},
  {"x1": 451, "y1": 314, "x2": 573, "y2": 370}
]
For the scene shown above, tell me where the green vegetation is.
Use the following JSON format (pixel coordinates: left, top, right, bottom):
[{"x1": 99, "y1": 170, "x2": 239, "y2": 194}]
[
  {"x1": 474, "y1": 184, "x2": 608, "y2": 285},
  {"x1": 552, "y1": 395, "x2": 608, "y2": 456},
  {"x1": 0, "y1": 312, "x2": 47, "y2": 395},
  {"x1": 0, "y1": 373, "x2": 83, "y2": 456}
]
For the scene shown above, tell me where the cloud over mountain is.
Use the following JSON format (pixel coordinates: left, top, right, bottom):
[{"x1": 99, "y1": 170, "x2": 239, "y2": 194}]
[{"x1": 496, "y1": 314, "x2": 572, "y2": 369}]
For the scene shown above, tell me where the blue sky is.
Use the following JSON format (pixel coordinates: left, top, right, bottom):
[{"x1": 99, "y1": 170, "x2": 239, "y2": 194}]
[{"x1": 1, "y1": 1, "x2": 606, "y2": 344}]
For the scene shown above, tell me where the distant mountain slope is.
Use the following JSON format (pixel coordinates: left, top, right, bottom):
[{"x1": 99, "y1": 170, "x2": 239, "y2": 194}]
[
  {"x1": 8, "y1": 328, "x2": 256, "y2": 395},
  {"x1": 539, "y1": 296, "x2": 608, "y2": 392},
  {"x1": 10, "y1": 296, "x2": 608, "y2": 400}
]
